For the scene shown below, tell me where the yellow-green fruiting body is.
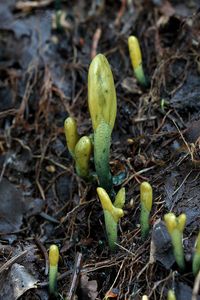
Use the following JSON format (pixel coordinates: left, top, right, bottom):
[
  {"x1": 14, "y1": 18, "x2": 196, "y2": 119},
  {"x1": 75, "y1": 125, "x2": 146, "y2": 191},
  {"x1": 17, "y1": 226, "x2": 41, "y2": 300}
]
[
  {"x1": 128, "y1": 36, "x2": 148, "y2": 87},
  {"x1": 142, "y1": 296, "x2": 149, "y2": 300},
  {"x1": 128, "y1": 36, "x2": 142, "y2": 69},
  {"x1": 114, "y1": 187, "x2": 125, "y2": 209},
  {"x1": 88, "y1": 54, "x2": 116, "y2": 192},
  {"x1": 49, "y1": 244, "x2": 59, "y2": 295},
  {"x1": 140, "y1": 182, "x2": 153, "y2": 239},
  {"x1": 192, "y1": 232, "x2": 200, "y2": 276},
  {"x1": 97, "y1": 187, "x2": 124, "y2": 251},
  {"x1": 104, "y1": 210, "x2": 118, "y2": 252},
  {"x1": 74, "y1": 136, "x2": 92, "y2": 178},
  {"x1": 164, "y1": 213, "x2": 186, "y2": 271},
  {"x1": 97, "y1": 187, "x2": 124, "y2": 222},
  {"x1": 94, "y1": 121, "x2": 112, "y2": 191},
  {"x1": 167, "y1": 289, "x2": 176, "y2": 300},
  {"x1": 176, "y1": 214, "x2": 186, "y2": 233},
  {"x1": 88, "y1": 54, "x2": 116, "y2": 131},
  {"x1": 64, "y1": 117, "x2": 79, "y2": 157}
]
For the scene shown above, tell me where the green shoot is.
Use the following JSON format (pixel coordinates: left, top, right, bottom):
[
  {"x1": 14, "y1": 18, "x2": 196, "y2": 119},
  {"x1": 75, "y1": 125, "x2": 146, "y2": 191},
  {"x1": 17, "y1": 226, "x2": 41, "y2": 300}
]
[
  {"x1": 74, "y1": 136, "x2": 92, "y2": 178},
  {"x1": 97, "y1": 187, "x2": 125, "y2": 251},
  {"x1": 192, "y1": 232, "x2": 200, "y2": 277},
  {"x1": 164, "y1": 212, "x2": 186, "y2": 271},
  {"x1": 140, "y1": 181, "x2": 153, "y2": 239},
  {"x1": 88, "y1": 54, "x2": 117, "y2": 193},
  {"x1": 128, "y1": 36, "x2": 148, "y2": 87},
  {"x1": 49, "y1": 244, "x2": 59, "y2": 296},
  {"x1": 167, "y1": 289, "x2": 176, "y2": 300}
]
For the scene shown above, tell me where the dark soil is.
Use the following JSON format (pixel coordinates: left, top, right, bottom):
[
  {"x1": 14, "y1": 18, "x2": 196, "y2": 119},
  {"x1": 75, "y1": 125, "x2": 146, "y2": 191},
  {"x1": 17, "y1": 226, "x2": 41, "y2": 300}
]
[{"x1": 0, "y1": 1, "x2": 200, "y2": 300}]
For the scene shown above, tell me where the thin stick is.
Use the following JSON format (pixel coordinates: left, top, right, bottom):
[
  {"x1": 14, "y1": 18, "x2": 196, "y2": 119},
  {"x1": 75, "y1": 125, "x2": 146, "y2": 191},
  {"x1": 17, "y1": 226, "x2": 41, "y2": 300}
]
[
  {"x1": 192, "y1": 271, "x2": 200, "y2": 300},
  {"x1": 16, "y1": 0, "x2": 54, "y2": 10},
  {"x1": 91, "y1": 28, "x2": 102, "y2": 59},
  {"x1": 67, "y1": 252, "x2": 83, "y2": 300},
  {"x1": 34, "y1": 237, "x2": 49, "y2": 276},
  {"x1": 0, "y1": 247, "x2": 34, "y2": 274}
]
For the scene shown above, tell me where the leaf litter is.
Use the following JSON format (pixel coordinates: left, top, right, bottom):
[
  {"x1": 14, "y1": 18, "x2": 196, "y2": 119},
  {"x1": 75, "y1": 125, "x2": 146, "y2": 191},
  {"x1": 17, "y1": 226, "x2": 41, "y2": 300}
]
[{"x1": 0, "y1": 1, "x2": 200, "y2": 299}]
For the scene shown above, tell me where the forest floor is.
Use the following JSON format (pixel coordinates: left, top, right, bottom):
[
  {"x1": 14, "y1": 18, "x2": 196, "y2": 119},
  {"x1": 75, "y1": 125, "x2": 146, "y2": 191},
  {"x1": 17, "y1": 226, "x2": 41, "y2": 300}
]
[{"x1": 0, "y1": 1, "x2": 200, "y2": 299}]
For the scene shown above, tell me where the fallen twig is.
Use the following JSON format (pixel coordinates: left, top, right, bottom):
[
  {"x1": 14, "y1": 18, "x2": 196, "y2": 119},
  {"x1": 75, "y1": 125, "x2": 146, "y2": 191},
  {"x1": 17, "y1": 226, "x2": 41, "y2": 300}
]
[
  {"x1": 16, "y1": 0, "x2": 54, "y2": 10},
  {"x1": 67, "y1": 252, "x2": 82, "y2": 300}
]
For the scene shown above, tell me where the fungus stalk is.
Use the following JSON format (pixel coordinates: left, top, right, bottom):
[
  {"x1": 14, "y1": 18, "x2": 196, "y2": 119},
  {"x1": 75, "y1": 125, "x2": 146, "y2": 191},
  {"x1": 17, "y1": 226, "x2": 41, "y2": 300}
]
[
  {"x1": 167, "y1": 289, "x2": 176, "y2": 300},
  {"x1": 192, "y1": 232, "x2": 200, "y2": 276},
  {"x1": 142, "y1": 296, "x2": 149, "y2": 300},
  {"x1": 64, "y1": 117, "x2": 92, "y2": 179},
  {"x1": 128, "y1": 36, "x2": 148, "y2": 87},
  {"x1": 140, "y1": 182, "x2": 153, "y2": 239},
  {"x1": 49, "y1": 244, "x2": 59, "y2": 296},
  {"x1": 88, "y1": 54, "x2": 117, "y2": 193},
  {"x1": 164, "y1": 213, "x2": 186, "y2": 271},
  {"x1": 97, "y1": 187, "x2": 125, "y2": 251},
  {"x1": 64, "y1": 117, "x2": 80, "y2": 157},
  {"x1": 74, "y1": 136, "x2": 92, "y2": 178}
]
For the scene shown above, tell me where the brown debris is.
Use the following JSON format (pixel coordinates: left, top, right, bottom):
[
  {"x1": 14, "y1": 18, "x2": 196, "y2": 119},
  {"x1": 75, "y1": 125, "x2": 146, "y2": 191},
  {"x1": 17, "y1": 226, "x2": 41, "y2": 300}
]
[{"x1": 0, "y1": 1, "x2": 200, "y2": 299}]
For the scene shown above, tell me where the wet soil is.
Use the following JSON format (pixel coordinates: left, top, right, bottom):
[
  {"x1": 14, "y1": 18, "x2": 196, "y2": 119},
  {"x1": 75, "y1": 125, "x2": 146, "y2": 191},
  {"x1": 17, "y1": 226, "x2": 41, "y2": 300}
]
[{"x1": 0, "y1": 1, "x2": 200, "y2": 300}]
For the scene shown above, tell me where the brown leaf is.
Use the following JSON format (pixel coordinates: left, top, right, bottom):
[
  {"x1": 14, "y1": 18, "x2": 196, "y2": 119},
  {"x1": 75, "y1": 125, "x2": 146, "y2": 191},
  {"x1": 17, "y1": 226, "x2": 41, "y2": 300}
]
[
  {"x1": 105, "y1": 288, "x2": 119, "y2": 299},
  {"x1": 79, "y1": 274, "x2": 98, "y2": 300}
]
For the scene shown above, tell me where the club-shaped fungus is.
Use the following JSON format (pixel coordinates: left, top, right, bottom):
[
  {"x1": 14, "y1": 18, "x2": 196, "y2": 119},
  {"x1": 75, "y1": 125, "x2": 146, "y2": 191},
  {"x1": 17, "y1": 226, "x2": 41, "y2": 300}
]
[
  {"x1": 167, "y1": 289, "x2": 176, "y2": 300},
  {"x1": 128, "y1": 35, "x2": 148, "y2": 87},
  {"x1": 164, "y1": 212, "x2": 186, "y2": 271},
  {"x1": 64, "y1": 117, "x2": 79, "y2": 157},
  {"x1": 64, "y1": 118, "x2": 92, "y2": 179},
  {"x1": 192, "y1": 232, "x2": 200, "y2": 277},
  {"x1": 74, "y1": 136, "x2": 92, "y2": 178},
  {"x1": 49, "y1": 244, "x2": 59, "y2": 296},
  {"x1": 140, "y1": 181, "x2": 153, "y2": 239},
  {"x1": 97, "y1": 187, "x2": 125, "y2": 251},
  {"x1": 88, "y1": 54, "x2": 116, "y2": 193}
]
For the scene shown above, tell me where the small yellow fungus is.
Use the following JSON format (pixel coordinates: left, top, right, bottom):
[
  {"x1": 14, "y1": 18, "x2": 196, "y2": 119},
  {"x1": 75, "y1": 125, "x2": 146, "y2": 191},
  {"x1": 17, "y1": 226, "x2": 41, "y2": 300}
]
[{"x1": 64, "y1": 117, "x2": 79, "y2": 157}]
